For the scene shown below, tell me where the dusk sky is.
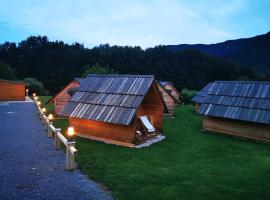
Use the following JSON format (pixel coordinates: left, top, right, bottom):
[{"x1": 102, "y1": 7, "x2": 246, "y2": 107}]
[{"x1": 0, "y1": 0, "x2": 270, "y2": 48}]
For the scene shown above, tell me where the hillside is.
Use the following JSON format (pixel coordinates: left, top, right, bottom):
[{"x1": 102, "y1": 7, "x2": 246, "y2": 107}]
[{"x1": 167, "y1": 31, "x2": 270, "y2": 74}]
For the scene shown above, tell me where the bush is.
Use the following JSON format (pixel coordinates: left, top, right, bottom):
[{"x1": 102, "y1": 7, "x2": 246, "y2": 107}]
[
  {"x1": 181, "y1": 89, "x2": 197, "y2": 104},
  {"x1": 23, "y1": 77, "x2": 48, "y2": 95}
]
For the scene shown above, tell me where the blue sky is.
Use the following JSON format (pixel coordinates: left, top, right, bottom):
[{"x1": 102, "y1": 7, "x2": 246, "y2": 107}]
[{"x1": 0, "y1": 0, "x2": 270, "y2": 48}]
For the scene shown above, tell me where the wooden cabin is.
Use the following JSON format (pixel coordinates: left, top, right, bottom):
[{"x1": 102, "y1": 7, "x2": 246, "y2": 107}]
[
  {"x1": 0, "y1": 79, "x2": 25, "y2": 101},
  {"x1": 191, "y1": 83, "x2": 213, "y2": 112},
  {"x1": 159, "y1": 81, "x2": 181, "y2": 102},
  {"x1": 48, "y1": 78, "x2": 84, "y2": 115},
  {"x1": 60, "y1": 74, "x2": 165, "y2": 147},
  {"x1": 199, "y1": 81, "x2": 270, "y2": 143},
  {"x1": 157, "y1": 81, "x2": 180, "y2": 116}
]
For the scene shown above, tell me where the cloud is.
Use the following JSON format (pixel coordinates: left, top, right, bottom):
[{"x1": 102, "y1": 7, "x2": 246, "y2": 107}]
[{"x1": 0, "y1": 0, "x2": 269, "y2": 47}]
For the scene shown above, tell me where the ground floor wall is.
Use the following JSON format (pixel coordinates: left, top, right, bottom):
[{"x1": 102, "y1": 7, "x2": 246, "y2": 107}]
[
  {"x1": 194, "y1": 103, "x2": 200, "y2": 113},
  {"x1": 203, "y1": 116, "x2": 270, "y2": 142},
  {"x1": 0, "y1": 81, "x2": 25, "y2": 101},
  {"x1": 70, "y1": 117, "x2": 136, "y2": 144}
]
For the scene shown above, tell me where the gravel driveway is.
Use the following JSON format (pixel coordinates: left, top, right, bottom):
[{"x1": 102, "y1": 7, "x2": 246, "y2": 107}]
[{"x1": 0, "y1": 101, "x2": 112, "y2": 200}]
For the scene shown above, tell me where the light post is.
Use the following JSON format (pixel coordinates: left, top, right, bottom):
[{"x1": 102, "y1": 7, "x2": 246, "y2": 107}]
[
  {"x1": 26, "y1": 89, "x2": 29, "y2": 96},
  {"x1": 47, "y1": 114, "x2": 54, "y2": 137}
]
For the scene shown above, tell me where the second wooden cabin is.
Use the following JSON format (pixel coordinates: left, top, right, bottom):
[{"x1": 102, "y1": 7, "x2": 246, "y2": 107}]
[
  {"x1": 0, "y1": 79, "x2": 25, "y2": 101},
  {"x1": 48, "y1": 78, "x2": 84, "y2": 115},
  {"x1": 60, "y1": 74, "x2": 166, "y2": 147},
  {"x1": 157, "y1": 81, "x2": 181, "y2": 116},
  {"x1": 198, "y1": 81, "x2": 270, "y2": 143}
]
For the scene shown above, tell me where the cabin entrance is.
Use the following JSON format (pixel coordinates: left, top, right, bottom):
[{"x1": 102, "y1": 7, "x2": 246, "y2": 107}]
[{"x1": 135, "y1": 116, "x2": 157, "y2": 144}]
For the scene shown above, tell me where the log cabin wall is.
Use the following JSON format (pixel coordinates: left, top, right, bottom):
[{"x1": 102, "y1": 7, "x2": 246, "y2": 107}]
[
  {"x1": 195, "y1": 103, "x2": 200, "y2": 113},
  {"x1": 157, "y1": 84, "x2": 175, "y2": 112},
  {"x1": 54, "y1": 80, "x2": 80, "y2": 115},
  {"x1": 0, "y1": 80, "x2": 25, "y2": 101},
  {"x1": 203, "y1": 116, "x2": 270, "y2": 142},
  {"x1": 69, "y1": 117, "x2": 136, "y2": 143},
  {"x1": 164, "y1": 84, "x2": 180, "y2": 101},
  {"x1": 136, "y1": 84, "x2": 164, "y2": 131}
]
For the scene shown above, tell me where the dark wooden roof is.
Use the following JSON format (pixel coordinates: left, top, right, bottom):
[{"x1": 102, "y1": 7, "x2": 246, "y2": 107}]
[
  {"x1": 191, "y1": 83, "x2": 214, "y2": 103},
  {"x1": 60, "y1": 74, "x2": 155, "y2": 125},
  {"x1": 199, "y1": 81, "x2": 270, "y2": 125}
]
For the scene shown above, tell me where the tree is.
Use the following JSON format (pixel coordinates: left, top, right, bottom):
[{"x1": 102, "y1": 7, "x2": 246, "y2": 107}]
[
  {"x1": 0, "y1": 60, "x2": 16, "y2": 80},
  {"x1": 23, "y1": 77, "x2": 47, "y2": 95},
  {"x1": 82, "y1": 64, "x2": 115, "y2": 78}
]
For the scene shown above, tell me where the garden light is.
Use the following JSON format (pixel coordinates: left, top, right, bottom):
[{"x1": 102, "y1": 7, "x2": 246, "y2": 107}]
[
  {"x1": 33, "y1": 93, "x2": 36, "y2": 97},
  {"x1": 67, "y1": 126, "x2": 75, "y2": 142},
  {"x1": 42, "y1": 108, "x2": 47, "y2": 113},
  {"x1": 48, "y1": 114, "x2": 53, "y2": 121}
]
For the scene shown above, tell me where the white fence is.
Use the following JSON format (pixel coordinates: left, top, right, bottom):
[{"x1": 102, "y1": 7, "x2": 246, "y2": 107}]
[{"x1": 34, "y1": 97, "x2": 77, "y2": 171}]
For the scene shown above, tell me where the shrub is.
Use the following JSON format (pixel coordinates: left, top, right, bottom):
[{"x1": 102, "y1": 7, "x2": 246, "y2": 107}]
[
  {"x1": 181, "y1": 89, "x2": 197, "y2": 104},
  {"x1": 23, "y1": 77, "x2": 48, "y2": 95}
]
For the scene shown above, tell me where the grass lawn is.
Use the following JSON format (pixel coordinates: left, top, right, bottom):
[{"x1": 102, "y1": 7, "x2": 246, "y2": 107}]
[{"x1": 39, "y1": 96, "x2": 270, "y2": 200}]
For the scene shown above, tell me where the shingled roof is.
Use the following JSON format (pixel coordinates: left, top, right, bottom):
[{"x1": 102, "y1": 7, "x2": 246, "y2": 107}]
[
  {"x1": 60, "y1": 74, "x2": 155, "y2": 125},
  {"x1": 199, "y1": 81, "x2": 270, "y2": 125},
  {"x1": 191, "y1": 82, "x2": 214, "y2": 104}
]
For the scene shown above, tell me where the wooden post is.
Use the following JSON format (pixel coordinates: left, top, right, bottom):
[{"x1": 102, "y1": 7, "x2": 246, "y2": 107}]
[
  {"x1": 66, "y1": 142, "x2": 76, "y2": 171},
  {"x1": 55, "y1": 128, "x2": 61, "y2": 150},
  {"x1": 48, "y1": 122, "x2": 53, "y2": 137}
]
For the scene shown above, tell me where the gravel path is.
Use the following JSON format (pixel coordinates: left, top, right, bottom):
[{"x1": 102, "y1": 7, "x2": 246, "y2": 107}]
[{"x1": 0, "y1": 102, "x2": 112, "y2": 200}]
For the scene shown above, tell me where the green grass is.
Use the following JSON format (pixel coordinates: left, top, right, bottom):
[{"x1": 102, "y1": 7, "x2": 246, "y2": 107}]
[{"x1": 39, "y1": 96, "x2": 270, "y2": 200}]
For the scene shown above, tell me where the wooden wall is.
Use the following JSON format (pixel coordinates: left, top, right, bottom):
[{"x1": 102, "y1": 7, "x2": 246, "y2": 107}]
[
  {"x1": 164, "y1": 83, "x2": 180, "y2": 102},
  {"x1": 195, "y1": 103, "x2": 200, "y2": 113},
  {"x1": 137, "y1": 84, "x2": 164, "y2": 131},
  {"x1": 157, "y1": 84, "x2": 175, "y2": 115},
  {"x1": 70, "y1": 117, "x2": 136, "y2": 144},
  {"x1": 0, "y1": 80, "x2": 25, "y2": 101},
  {"x1": 53, "y1": 80, "x2": 80, "y2": 115},
  {"x1": 203, "y1": 116, "x2": 270, "y2": 142}
]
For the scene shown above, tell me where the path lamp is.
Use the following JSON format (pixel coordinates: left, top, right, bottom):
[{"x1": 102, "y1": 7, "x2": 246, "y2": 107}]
[
  {"x1": 48, "y1": 114, "x2": 53, "y2": 121},
  {"x1": 42, "y1": 107, "x2": 47, "y2": 114},
  {"x1": 26, "y1": 89, "x2": 29, "y2": 96},
  {"x1": 33, "y1": 93, "x2": 36, "y2": 97},
  {"x1": 67, "y1": 126, "x2": 76, "y2": 142},
  {"x1": 37, "y1": 101, "x2": 41, "y2": 106}
]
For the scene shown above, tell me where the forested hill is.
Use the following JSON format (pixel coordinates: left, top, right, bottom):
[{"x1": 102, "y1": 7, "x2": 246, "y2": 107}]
[
  {"x1": 167, "y1": 31, "x2": 270, "y2": 74},
  {"x1": 0, "y1": 36, "x2": 262, "y2": 94}
]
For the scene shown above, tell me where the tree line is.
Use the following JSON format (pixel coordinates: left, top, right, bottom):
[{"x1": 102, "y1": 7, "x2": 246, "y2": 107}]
[{"x1": 0, "y1": 36, "x2": 257, "y2": 94}]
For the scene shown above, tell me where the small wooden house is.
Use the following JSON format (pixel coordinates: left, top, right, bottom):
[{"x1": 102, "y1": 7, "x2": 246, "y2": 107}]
[
  {"x1": 0, "y1": 79, "x2": 25, "y2": 101},
  {"x1": 157, "y1": 81, "x2": 180, "y2": 116},
  {"x1": 198, "y1": 81, "x2": 270, "y2": 143},
  {"x1": 48, "y1": 78, "x2": 84, "y2": 115},
  {"x1": 60, "y1": 74, "x2": 165, "y2": 147},
  {"x1": 191, "y1": 82, "x2": 213, "y2": 112}
]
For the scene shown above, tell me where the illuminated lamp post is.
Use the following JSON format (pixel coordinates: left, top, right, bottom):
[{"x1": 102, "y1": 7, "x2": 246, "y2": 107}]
[{"x1": 67, "y1": 127, "x2": 76, "y2": 142}]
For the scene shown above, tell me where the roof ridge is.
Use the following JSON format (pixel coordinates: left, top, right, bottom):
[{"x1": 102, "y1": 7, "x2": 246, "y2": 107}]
[
  {"x1": 214, "y1": 80, "x2": 270, "y2": 84},
  {"x1": 87, "y1": 74, "x2": 155, "y2": 78}
]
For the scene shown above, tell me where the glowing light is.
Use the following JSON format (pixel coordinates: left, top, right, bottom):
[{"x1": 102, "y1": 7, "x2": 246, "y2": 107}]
[
  {"x1": 37, "y1": 101, "x2": 41, "y2": 106},
  {"x1": 26, "y1": 89, "x2": 29, "y2": 92},
  {"x1": 48, "y1": 114, "x2": 53, "y2": 120},
  {"x1": 33, "y1": 93, "x2": 36, "y2": 97},
  {"x1": 67, "y1": 127, "x2": 75, "y2": 138},
  {"x1": 42, "y1": 108, "x2": 46, "y2": 112}
]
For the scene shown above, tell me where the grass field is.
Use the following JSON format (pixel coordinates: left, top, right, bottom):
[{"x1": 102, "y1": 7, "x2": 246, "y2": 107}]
[{"x1": 39, "y1": 96, "x2": 270, "y2": 200}]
